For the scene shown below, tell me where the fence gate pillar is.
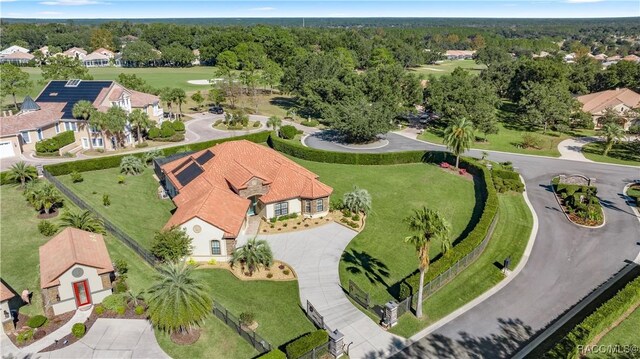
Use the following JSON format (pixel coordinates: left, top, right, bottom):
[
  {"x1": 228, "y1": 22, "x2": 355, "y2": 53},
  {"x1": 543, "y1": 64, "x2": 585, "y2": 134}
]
[
  {"x1": 329, "y1": 329, "x2": 345, "y2": 358},
  {"x1": 383, "y1": 301, "x2": 399, "y2": 328}
]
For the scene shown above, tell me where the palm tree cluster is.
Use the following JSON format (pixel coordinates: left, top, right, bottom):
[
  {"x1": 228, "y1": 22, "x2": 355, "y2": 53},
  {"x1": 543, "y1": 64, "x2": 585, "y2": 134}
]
[
  {"x1": 160, "y1": 87, "x2": 187, "y2": 119},
  {"x1": 266, "y1": 115, "x2": 282, "y2": 135},
  {"x1": 60, "y1": 209, "x2": 106, "y2": 234},
  {"x1": 7, "y1": 161, "x2": 38, "y2": 188},
  {"x1": 343, "y1": 186, "x2": 372, "y2": 215},
  {"x1": 443, "y1": 118, "x2": 475, "y2": 168},
  {"x1": 23, "y1": 181, "x2": 64, "y2": 215},
  {"x1": 229, "y1": 237, "x2": 273, "y2": 276}
]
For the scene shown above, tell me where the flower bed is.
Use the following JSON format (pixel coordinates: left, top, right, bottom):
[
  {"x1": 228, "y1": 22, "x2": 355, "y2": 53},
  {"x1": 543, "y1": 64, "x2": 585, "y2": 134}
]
[
  {"x1": 6, "y1": 311, "x2": 74, "y2": 347},
  {"x1": 198, "y1": 260, "x2": 296, "y2": 281},
  {"x1": 259, "y1": 213, "x2": 335, "y2": 234},
  {"x1": 551, "y1": 176, "x2": 604, "y2": 227}
]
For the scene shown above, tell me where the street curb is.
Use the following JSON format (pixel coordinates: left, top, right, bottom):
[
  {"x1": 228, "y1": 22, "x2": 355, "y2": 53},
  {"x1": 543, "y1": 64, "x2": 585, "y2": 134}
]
[{"x1": 402, "y1": 175, "x2": 540, "y2": 346}]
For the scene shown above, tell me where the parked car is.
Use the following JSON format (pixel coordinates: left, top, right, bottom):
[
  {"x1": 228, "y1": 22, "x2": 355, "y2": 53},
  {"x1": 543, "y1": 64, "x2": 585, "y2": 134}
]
[{"x1": 209, "y1": 105, "x2": 224, "y2": 114}]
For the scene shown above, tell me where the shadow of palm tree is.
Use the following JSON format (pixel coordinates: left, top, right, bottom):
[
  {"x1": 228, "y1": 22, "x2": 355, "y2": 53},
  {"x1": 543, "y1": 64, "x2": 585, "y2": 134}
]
[{"x1": 341, "y1": 249, "x2": 390, "y2": 288}]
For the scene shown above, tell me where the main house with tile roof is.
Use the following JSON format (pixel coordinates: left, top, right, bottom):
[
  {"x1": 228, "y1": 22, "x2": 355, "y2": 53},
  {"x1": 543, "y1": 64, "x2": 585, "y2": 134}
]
[
  {"x1": 0, "y1": 80, "x2": 163, "y2": 159},
  {"x1": 576, "y1": 88, "x2": 640, "y2": 130},
  {"x1": 157, "y1": 140, "x2": 333, "y2": 261}
]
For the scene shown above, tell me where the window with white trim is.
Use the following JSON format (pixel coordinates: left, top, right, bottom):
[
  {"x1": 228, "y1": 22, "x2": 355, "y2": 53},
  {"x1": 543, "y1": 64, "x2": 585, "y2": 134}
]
[
  {"x1": 304, "y1": 200, "x2": 311, "y2": 213},
  {"x1": 316, "y1": 199, "x2": 324, "y2": 212},
  {"x1": 20, "y1": 131, "x2": 31, "y2": 143},
  {"x1": 91, "y1": 137, "x2": 104, "y2": 147},
  {"x1": 37, "y1": 129, "x2": 43, "y2": 141},
  {"x1": 64, "y1": 122, "x2": 78, "y2": 132},
  {"x1": 274, "y1": 202, "x2": 289, "y2": 217},
  {"x1": 211, "y1": 240, "x2": 221, "y2": 255}
]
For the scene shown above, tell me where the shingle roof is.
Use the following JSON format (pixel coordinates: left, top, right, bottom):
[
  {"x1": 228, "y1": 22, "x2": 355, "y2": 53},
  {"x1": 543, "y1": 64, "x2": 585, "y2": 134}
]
[
  {"x1": 161, "y1": 140, "x2": 332, "y2": 237},
  {"x1": 0, "y1": 281, "x2": 15, "y2": 302},
  {"x1": 21, "y1": 96, "x2": 41, "y2": 112},
  {"x1": 39, "y1": 228, "x2": 114, "y2": 289},
  {"x1": 577, "y1": 88, "x2": 640, "y2": 114},
  {"x1": 0, "y1": 102, "x2": 65, "y2": 136}
]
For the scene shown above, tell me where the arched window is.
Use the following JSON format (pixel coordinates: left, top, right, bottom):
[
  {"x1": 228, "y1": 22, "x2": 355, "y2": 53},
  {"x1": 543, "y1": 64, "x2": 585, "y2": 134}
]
[{"x1": 211, "y1": 240, "x2": 221, "y2": 255}]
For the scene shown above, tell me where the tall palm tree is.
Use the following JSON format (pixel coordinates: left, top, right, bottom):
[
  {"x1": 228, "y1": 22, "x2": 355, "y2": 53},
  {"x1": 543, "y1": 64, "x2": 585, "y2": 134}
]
[
  {"x1": 72, "y1": 100, "x2": 95, "y2": 150},
  {"x1": 173, "y1": 88, "x2": 187, "y2": 118},
  {"x1": 146, "y1": 262, "x2": 212, "y2": 334},
  {"x1": 160, "y1": 87, "x2": 174, "y2": 118},
  {"x1": 404, "y1": 207, "x2": 450, "y2": 318},
  {"x1": 229, "y1": 237, "x2": 273, "y2": 276},
  {"x1": 60, "y1": 209, "x2": 106, "y2": 234},
  {"x1": 32, "y1": 183, "x2": 63, "y2": 214},
  {"x1": 443, "y1": 118, "x2": 475, "y2": 168},
  {"x1": 266, "y1": 115, "x2": 282, "y2": 136},
  {"x1": 601, "y1": 123, "x2": 626, "y2": 157},
  {"x1": 343, "y1": 186, "x2": 372, "y2": 214},
  {"x1": 7, "y1": 161, "x2": 38, "y2": 188},
  {"x1": 128, "y1": 109, "x2": 152, "y2": 144}
]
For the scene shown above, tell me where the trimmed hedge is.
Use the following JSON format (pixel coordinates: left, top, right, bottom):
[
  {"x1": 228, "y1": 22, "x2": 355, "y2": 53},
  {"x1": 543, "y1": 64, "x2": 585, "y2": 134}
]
[
  {"x1": 27, "y1": 315, "x2": 47, "y2": 328},
  {"x1": 279, "y1": 125, "x2": 298, "y2": 140},
  {"x1": 285, "y1": 330, "x2": 329, "y2": 359},
  {"x1": 72, "y1": 323, "x2": 86, "y2": 338},
  {"x1": 546, "y1": 276, "x2": 640, "y2": 359},
  {"x1": 492, "y1": 168, "x2": 520, "y2": 181},
  {"x1": 258, "y1": 349, "x2": 286, "y2": 359},
  {"x1": 44, "y1": 131, "x2": 270, "y2": 176},
  {"x1": 35, "y1": 130, "x2": 75, "y2": 154}
]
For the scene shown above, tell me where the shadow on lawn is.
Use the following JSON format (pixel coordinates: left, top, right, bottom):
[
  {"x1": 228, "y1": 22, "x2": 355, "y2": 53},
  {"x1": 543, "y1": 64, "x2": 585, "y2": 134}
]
[
  {"x1": 582, "y1": 141, "x2": 640, "y2": 163},
  {"x1": 341, "y1": 249, "x2": 390, "y2": 288}
]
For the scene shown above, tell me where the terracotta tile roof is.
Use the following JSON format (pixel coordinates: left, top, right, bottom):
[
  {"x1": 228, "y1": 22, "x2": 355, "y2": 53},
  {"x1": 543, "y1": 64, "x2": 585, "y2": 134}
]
[
  {"x1": 0, "y1": 52, "x2": 35, "y2": 60},
  {"x1": 161, "y1": 140, "x2": 332, "y2": 237},
  {"x1": 63, "y1": 47, "x2": 87, "y2": 56},
  {"x1": 108, "y1": 86, "x2": 128, "y2": 101},
  {"x1": 93, "y1": 48, "x2": 114, "y2": 56},
  {"x1": 0, "y1": 281, "x2": 15, "y2": 302},
  {"x1": 0, "y1": 102, "x2": 65, "y2": 136},
  {"x1": 84, "y1": 52, "x2": 110, "y2": 61},
  {"x1": 129, "y1": 90, "x2": 160, "y2": 107},
  {"x1": 39, "y1": 228, "x2": 114, "y2": 289},
  {"x1": 577, "y1": 88, "x2": 640, "y2": 114},
  {"x1": 445, "y1": 50, "x2": 476, "y2": 56},
  {"x1": 623, "y1": 54, "x2": 640, "y2": 62}
]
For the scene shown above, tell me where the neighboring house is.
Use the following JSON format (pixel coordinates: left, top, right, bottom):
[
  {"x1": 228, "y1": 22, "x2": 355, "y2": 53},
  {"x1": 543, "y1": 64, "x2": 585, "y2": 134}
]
[
  {"x1": 532, "y1": 51, "x2": 550, "y2": 58},
  {"x1": 1, "y1": 280, "x2": 16, "y2": 332},
  {"x1": 0, "y1": 45, "x2": 29, "y2": 55},
  {"x1": 623, "y1": 54, "x2": 640, "y2": 63},
  {"x1": 576, "y1": 88, "x2": 640, "y2": 130},
  {"x1": 192, "y1": 49, "x2": 200, "y2": 65},
  {"x1": 564, "y1": 53, "x2": 576, "y2": 63},
  {"x1": 83, "y1": 52, "x2": 111, "y2": 67},
  {"x1": 607, "y1": 55, "x2": 622, "y2": 62},
  {"x1": 0, "y1": 51, "x2": 35, "y2": 65},
  {"x1": 156, "y1": 140, "x2": 333, "y2": 261},
  {"x1": 39, "y1": 228, "x2": 114, "y2": 316},
  {"x1": 63, "y1": 47, "x2": 88, "y2": 60},
  {"x1": 0, "y1": 80, "x2": 163, "y2": 158},
  {"x1": 444, "y1": 50, "x2": 476, "y2": 60},
  {"x1": 38, "y1": 46, "x2": 49, "y2": 56},
  {"x1": 593, "y1": 53, "x2": 607, "y2": 62}
]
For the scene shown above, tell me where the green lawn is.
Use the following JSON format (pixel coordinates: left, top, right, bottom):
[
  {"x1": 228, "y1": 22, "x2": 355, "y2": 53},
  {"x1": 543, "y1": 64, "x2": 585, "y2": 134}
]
[
  {"x1": 0, "y1": 183, "x2": 156, "y2": 316},
  {"x1": 289, "y1": 159, "x2": 478, "y2": 305},
  {"x1": 407, "y1": 60, "x2": 486, "y2": 79},
  {"x1": 591, "y1": 307, "x2": 640, "y2": 356},
  {"x1": 157, "y1": 269, "x2": 315, "y2": 359},
  {"x1": 57, "y1": 167, "x2": 175, "y2": 249},
  {"x1": 582, "y1": 141, "x2": 640, "y2": 166},
  {"x1": 390, "y1": 193, "x2": 533, "y2": 337}
]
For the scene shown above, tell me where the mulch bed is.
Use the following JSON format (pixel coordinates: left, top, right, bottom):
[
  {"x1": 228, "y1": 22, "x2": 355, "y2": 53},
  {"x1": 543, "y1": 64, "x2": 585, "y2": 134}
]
[
  {"x1": 170, "y1": 328, "x2": 201, "y2": 345},
  {"x1": 438, "y1": 165, "x2": 474, "y2": 181},
  {"x1": 7, "y1": 311, "x2": 74, "y2": 347},
  {"x1": 36, "y1": 209, "x2": 59, "y2": 219}
]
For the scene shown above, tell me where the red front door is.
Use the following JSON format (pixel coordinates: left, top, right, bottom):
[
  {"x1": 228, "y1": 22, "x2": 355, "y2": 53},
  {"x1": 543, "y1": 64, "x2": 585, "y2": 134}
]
[{"x1": 73, "y1": 280, "x2": 91, "y2": 307}]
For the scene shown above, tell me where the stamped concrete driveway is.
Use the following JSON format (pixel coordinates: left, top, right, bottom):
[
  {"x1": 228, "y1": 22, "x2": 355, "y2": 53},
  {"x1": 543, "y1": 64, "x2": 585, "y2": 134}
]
[
  {"x1": 34, "y1": 319, "x2": 169, "y2": 359},
  {"x1": 242, "y1": 223, "x2": 404, "y2": 359}
]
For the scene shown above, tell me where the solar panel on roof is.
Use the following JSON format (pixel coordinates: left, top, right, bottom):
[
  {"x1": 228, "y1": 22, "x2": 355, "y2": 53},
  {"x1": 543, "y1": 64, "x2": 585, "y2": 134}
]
[
  {"x1": 65, "y1": 79, "x2": 81, "y2": 87},
  {"x1": 175, "y1": 162, "x2": 203, "y2": 187},
  {"x1": 195, "y1": 150, "x2": 214, "y2": 165},
  {"x1": 36, "y1": 81, "x2": 113, "y2": 119}
]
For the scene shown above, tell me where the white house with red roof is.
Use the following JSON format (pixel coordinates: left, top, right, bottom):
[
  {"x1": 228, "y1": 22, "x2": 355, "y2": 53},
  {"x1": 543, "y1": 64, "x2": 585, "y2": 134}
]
[{"x1": 157, "y1": 140, "x2": 333, "y2": 261}]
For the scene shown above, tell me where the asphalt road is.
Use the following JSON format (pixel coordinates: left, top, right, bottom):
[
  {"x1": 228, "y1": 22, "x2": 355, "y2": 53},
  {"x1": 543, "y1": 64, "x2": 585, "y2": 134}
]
[{"x1": 304, "y1": 132, "x2": 640, "y2": 358}]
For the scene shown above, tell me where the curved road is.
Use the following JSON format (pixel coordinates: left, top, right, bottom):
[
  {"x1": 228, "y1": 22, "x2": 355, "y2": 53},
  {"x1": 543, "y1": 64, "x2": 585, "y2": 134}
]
[{"x1": 305, "y1": 131, "x2": 640, "y2": 358}]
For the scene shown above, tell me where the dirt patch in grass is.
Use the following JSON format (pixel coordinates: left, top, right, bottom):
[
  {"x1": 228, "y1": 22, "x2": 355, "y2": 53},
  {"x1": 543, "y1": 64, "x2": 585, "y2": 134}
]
[
  {"x1": 170, "y1": 328, "x2": 201, "y2": 345},
  {"x1": 37, "y1": 210, "x2": 59, "y2": 219}
]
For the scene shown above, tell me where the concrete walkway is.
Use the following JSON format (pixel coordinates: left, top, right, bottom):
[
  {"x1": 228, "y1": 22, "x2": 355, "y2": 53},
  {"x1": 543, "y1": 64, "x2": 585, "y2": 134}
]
[
  {"x1": 557, "y1": 137, "x2": 597, "y2": 162},
  {"x1": 243, "y1": 223, "x2": 404, "y2": 359}
]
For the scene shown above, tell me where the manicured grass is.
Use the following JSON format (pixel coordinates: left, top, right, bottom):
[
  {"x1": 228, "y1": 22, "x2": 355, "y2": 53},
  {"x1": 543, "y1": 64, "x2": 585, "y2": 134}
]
[
  {"x1": 289, "y1": 158, "x2": 477, "y2": 305},
  {"x1": 582, "y1": 141, "x2": 640, "y2": 166},
  {"x1": 157, "y1": 269, "x2": 315, "y2": 359},
  {"x1": 407, "y1": 60, "x2": 486, "y2": 79},
  {"x1": 591, "y1": 307, "x2": 640, "y2": 354},
  {"x1": 57, "y1": 167, "x2": 175, "y2": 249},
  {"x1": 389, "y1": 193, "x2": 533, "y2": 337}
]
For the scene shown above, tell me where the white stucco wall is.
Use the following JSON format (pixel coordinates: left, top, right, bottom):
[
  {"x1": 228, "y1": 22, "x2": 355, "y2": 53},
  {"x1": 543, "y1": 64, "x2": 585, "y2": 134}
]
[
  {"x1": 50, "y1": 264, "x2": 109, "y2": 315},
  {"x1": 181, "y1": 217, "x2": 229, "y2": 261},
  {"x1": 265, "y1": 198, "x2": 302, "y2": 220}
]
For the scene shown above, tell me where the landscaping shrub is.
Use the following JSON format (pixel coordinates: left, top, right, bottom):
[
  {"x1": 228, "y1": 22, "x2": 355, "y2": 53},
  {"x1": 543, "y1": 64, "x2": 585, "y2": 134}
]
[
  {"x1": 135, "y1": 142, "x2": 149, "y2": 148},
  {"x1": 94, "y1": 304, "x2": 105, "y2": 315},
  {"x1": 285, "y1": 330, "x2": 329, "y2": 359},
  {"x1": 16, "y1": 328, "x2": 34, "y2": 344},
  {"x1": 253, "y1": 121, "x2": 261, "y2": 127},
  {"x1": 171, "y1": 120, "x2": 185, "y2": 132},
  {"x1": 239, "y1": 312, "x2": 255, "y2": 327},
  {"x1": 70, "y1": 171, "x2": 83, "y2": 183},
  {"x1": 35, "y1": 130, "x2": 75, "y2": 154},
  {"x1": 283, "y1": 269, "x2": 290, "y2": 275},
  {"x1": 521, "y1": 133, "x2": 543, "y2": 149},
  {"x1": 114, "y1": 258, "x2": 129, "y2": 277},
  {"x1": 161, "y1": 121, "x2": 176, "y2": 138},
  {"x1": 547, "y1": 276, "x2": 640, "y2": 359},
  {"x1": 113, "y1": 279, "x2": 128, "y2": 294},
  {"x1": 553, "y1": 180, "x2": 602, "y2": 225},
  {"x1": 148, "y1": 127, "x2": 161, "y2": 139},
  {"x1": 38, "y1": 220, "x2": 58, "y2": 236},
  {"x1": 26, "y1": 315, "x2": 47, "y2": 328},
  {"x1": 117, "y1": 175, "x2": 126, "y2": 184},
  {"x1": 116, "y1": 306, "x2": 126, "y2": 315},
  {"x1": 207, "y1": 258, "x2": 217, "y2": 265},
  {"x1": 71, "y1": 323, "x2": 86, "y2": 338},
  {"x1": 259, "y1": 349, "x2": 287, "y2": 359},
  {"x1": 102, "y1": 294, "x2": 127, "y2": 312},
  {"x1": 103, "y1": 193, "x2": 111, "y2": 207},
  {"x1": 628, "y1": 124, "x2": 640, "y2": 135},
  {"x1": 300, "y1": 119, "x2": 319, "y2": 127},
  {"x1": 279, "y1": 125, "x2": 298, "y2": 139},
  {"x1": 135, "y1": 305, "x2": 145, "y2": 315},
  {"x1": 119, "y1": 155, "x2": 144, "y2": 176},
  {"x1": 266, "y1": 273, "x2": 273, "y2": 278}
]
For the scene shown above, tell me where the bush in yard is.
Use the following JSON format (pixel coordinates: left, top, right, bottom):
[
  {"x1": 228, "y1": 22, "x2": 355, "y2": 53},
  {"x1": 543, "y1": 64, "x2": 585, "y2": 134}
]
[
  {"x1": 142, "y1": 149, "x2": 164, "y2": 165},
  {"x1": 35, "y1": 130, "x2": 75, "y2": 154},
  {"x1": 116, "y1": 306, "x2": 126, "y2": 315},
  {"x1": 279, "y1": 125, "x2": 298, "y2": 139},
  {"x1": 300, "y1": 119, "x2": 319, "y2": 127},
  {"x1": 239, "y1": 312, "x2": 255, "y2": 327},
  {"x1": 628, "y1": 124, "x2": 640, "y2": 135},
  {"x1": 285, "y1": 330, "x2": 329, "y2": 359},
  {"x1": 161, "y1": 122, "x2": 176, "y2": 138},
  {"x1": 259, "y1": 349, "x2": 286, "y2": 359},
  {"x1": 151, "y1": 226, "x2": 193, "y2": 263},
  {"x1": 521, "y1": 133, "x2": 543, "y2": 149},
  {"x1": 103, "y1": 194, "x2": 110, "y2": 207},
  {"x1": 70, "y1": 171, "x2": 83, "y2": 183},
  {"x1": 119, "y1": 155, "x2": 144, "y2": 175},
  {"x1": 38, "y1": 220, "x2": 58, "y2": 236},
  {"x1": 71, "y1": 323, "x2": 86, "y2": 338},
  {"x1": 135, "y1": 306, "x2": 145, "y2": 315},
  {"x1": 113, "y1": 278, "x2": 128, "y2": 294},
  {"x1": 148, "y1": 127, "x2": 160, "y2": 139},
  {"x1": 343, "y1": 186, "x2": 372, "y2": 214},
  {"x1": 171, "y1": 120, "x2": 185, "y2": 132},
  {"x1": 102, "y1": 294, "x2": 127, "y2": 312},
  {"x1": 114, "y1": 258, "x2": 129, "y2": 277},
  {"x1": 117, "y1": 175, "x2": 126, "y2": 184},
  {"x1": 94, "y1": 304, "x2": 105, "y2": 315},
  {"x1": 253, "y1": 121, "x2": 261, "y2": 127},
  {"x1": 26, "y1": 315, "x2": 47, "y2": 328},
  {"x1": 16, "y1": 328, "x2": 34, "y2": 344}
]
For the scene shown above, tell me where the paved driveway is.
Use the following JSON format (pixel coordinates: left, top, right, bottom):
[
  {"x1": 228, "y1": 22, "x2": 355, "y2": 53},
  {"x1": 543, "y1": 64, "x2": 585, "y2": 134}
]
[{"x1": 244, "y1": 223, "x2": 405, "y2": 359}]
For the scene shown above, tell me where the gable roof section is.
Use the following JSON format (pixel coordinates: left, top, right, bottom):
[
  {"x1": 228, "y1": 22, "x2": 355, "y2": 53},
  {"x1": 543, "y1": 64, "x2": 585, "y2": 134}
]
[
  {"x1": 36, "y1": 80, "x2": 114, "y2": 119},
  {"x1": 0, "y1": 281, "x2": 15, "y2": 302},
  {"x1": 21, "y1": 96, "x2": 41, "y2": 112},
  {"x1": 39, "y1": 228, "x2": 114, "y2": 288},
  {"x1": 577, "y1": 88, "x2": 640, "y2": 114},
  {"x1": 0, "y1": 102, "x2": 65, "y2": 136}
]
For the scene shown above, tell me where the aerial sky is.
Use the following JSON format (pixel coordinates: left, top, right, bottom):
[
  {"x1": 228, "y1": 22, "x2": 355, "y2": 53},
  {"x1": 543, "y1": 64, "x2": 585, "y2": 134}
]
[{"x1": 1, "y1": 0, "x2": 639, "y2": 19}]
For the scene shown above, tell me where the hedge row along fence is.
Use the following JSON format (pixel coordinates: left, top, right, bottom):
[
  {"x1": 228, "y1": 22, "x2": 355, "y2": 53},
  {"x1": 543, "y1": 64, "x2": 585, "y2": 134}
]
[
  {"x1": 35, "y1": 130, "x2": 75, "y2": 155},
  {"x1": 267, "y1": 134, "x2": 500, "y2": 303},
  {"x1": 43, "y1": 131, "x2": 271, "y2": 176},
  {"x1": 546, "y1": 276, "x2": 640, "y2": 359},
  {"x1": 285, "y1": 329, "x2": 329, "y2": 359}
]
